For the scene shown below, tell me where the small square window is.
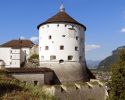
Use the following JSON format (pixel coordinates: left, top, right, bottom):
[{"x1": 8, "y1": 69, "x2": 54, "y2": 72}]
[
  {"x1": 50, "y1": 55, "x2": 56, "y2": 60},
  {"x1": 76, "y1": 36, "x2": 79, "y2": 40},
  {"x1": 75, "y1": 47, "x2": 78, "y2": 51},
  {"x1": 41, "y1": 56, "x2": 44, "y2": 60},
  {"x1": 60, "y1": 45, "x2": 64, "y2": 50},
  {"x1": 79, "y1": 56, "x2": 82, "y2": 61},
  {"x1": 49, "y1": 35, "x2": 52, "y2": 39},
  {"x1": 47, "y1": 25, "x2": 49, "y2": 27},
  {"x1": 45, "y1": 46, "x2": 49, "y2": 50},
  {"x1": 68, "y1": 56, "x2": 73, "y2": 60},
  {"x1": 34, "y1": 81, "x2": 38, "y2": 86},
  {"x1": 10, "y1": 50, "x2": 12, "y2": 53}
]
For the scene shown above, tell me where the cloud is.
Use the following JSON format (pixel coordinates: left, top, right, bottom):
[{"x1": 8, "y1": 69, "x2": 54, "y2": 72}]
[
  {"x1": 20, "y1": 36, "x2": 26, "y2": 40},
  {"x1": 30, "y1": 36, "x2": 38, "y2": 43},
  {"x1": 121, "y1": 28, "x2": 125, "y2": 32},
  {"x1": 85, "y1": 44, "x2": 101, "y2": 52},
  {"x1": 19, "y1": 36, "x2": 39, "y2": 43}
]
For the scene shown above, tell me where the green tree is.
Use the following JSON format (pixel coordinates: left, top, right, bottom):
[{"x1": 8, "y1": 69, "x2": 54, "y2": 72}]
[
  {"x1": 110, "y1": 49, "x2": 125, "y2": 100},
  {"x1": 28, "y1": 54, "x2": 39, "y2": 66}
]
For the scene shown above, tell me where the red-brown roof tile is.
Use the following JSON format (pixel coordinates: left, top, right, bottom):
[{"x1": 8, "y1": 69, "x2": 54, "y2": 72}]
[
  {"x1": 37, "y1": 11, "x2": 86, "y2": 30},
  {"x1": 1, "y1": 40, "x2": 34, "y2": 48},
  {"x1": 6, "y1": 68, "x2": 53, "y2": 73}
]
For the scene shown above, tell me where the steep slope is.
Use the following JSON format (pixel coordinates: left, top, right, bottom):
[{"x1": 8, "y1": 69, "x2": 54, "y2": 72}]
[
  {"x1": 86, "y1": 60, "x2": 100, "y2": 69},
  {"x1": 97, "y1": 46, "x2": 125, "y2": 71},
  {"x1": 0, "y1": 69, "x2": 55, "y2": 100}
]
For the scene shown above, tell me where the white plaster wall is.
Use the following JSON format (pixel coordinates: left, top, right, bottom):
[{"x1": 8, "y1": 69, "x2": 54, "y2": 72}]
[
  {"x1": 0, "y1": 47, "x2": 21, "y2": 68},
  {"x1": 12, "y1": 73, "x2": 44, "y2": 85},
  {"x1": 39, "y1": 23, "x2": 85, "y2": 64},
  {"x1": 11, "y1": 48, "x2": 20, "y2": 68}
]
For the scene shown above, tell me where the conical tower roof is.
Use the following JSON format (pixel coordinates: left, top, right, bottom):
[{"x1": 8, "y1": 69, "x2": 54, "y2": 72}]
[{"x1": 37, "y1": 5, "x2": 86, "y2": 30}]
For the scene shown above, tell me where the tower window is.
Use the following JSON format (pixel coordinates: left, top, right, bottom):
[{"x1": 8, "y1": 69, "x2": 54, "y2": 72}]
[
  {"x1": 62, "y1": 35, "x2": 66, "y2": 37},
  {"x1": 65, "y1": 24, "x2": 67, "y2": 27},
  {"x1": 10, "y1": 62, "x2": 12, "y2": 65},
  {"x1": 60, "y1": 45, "x2": 64, "y2": 50},
  {"x1": 79, "y1": 56, "x2": 82, "y2": 62},
  {"x1": 68, "y1": 55, "x2": 73, "y2": 60},
  {"x1": 59, "y1": 59, "x2": 64, "y2": 64},
  {"x1": 41, "y1": 56, "x2": 44, "y2": 60},
  {"x1": 75, "y1": 47, "x2": 78, "y2": 51},
  {"x1": 57, "y1": 24, "x2": 59, "y2": 27},
  {"x1": 10, "y1": 50, "x2": 12, "y2": 53},
  {"x1": 80, "y1": 37, "x2": 83, "y2": 42},
  {"x1": 50, "y1": 55, "x2": 56, "y2": 60},
  {"x1": 49, "y1": 35, "x2": 52, "y2": 39},
  {"x1": 76, "y1": 36, "x2": 79, "y2": 40},
  {"x1": 45, "y1": 46, "x2": 49, "y2": 50}
]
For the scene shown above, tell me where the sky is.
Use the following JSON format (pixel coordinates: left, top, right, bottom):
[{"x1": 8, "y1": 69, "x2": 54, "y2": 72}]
[{"x1": 0, "y1": 0, "x2": 125, "y2": 61}]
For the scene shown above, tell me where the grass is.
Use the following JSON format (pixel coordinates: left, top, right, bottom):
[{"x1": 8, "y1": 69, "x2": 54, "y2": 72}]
[{"x1": 0, "y1": 69, "x2": 56, "y2": 100}]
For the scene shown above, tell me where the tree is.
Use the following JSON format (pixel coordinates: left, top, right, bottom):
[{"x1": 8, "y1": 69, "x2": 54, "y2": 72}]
[
  {"x1": 110, "y1": 49, "x2": 125, "y2": 100},
  {"x1": 28, "y1": 54, "x2": 39, "y2": 66}
]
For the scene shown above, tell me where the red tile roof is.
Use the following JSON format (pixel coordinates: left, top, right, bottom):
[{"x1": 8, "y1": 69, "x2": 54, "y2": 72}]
[
  {"x1": 6, "y1": 68, "x2": 53, "y2": 73},
  {"x1": 37, "y1": 11, "x2": 86, "y2": 30},
  {"x1": 1, "y1": 40, "x2": 34, "y2": 48}
]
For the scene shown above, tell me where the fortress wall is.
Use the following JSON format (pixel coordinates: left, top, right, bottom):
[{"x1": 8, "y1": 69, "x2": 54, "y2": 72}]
[{"x1": 43, "y1": 81, "x2": 108, "y2": 100}]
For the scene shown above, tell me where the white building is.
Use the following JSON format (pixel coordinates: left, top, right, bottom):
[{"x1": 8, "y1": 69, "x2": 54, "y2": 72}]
[
  {"x1": 38, "y1": 5, "x2": 91, "y2": 83},
  {"x1": 0, "y1": 39, "x2": 34, "y2": 68}
]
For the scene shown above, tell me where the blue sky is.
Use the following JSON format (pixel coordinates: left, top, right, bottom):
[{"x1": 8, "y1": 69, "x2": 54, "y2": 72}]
[{"x1": 0, "y1": 0, "x2": 125, "y2": 61}]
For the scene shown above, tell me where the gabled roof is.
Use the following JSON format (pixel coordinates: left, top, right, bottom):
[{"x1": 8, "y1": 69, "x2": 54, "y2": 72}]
[
  {"x1": 1, "y1": 40, "x2": 34, "y2": 48},
  {"x1": 37, "y1": 10, "x2": 86, "y2": 30}
]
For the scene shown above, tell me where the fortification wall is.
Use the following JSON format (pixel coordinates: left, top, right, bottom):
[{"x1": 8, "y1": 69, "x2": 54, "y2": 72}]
[{"x1": 42, "y1": 80, "x2": 108, "y2": 100}]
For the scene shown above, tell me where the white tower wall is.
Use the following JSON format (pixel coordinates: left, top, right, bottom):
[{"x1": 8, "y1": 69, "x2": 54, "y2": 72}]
[
  {"x1": 39, "y1": 23, "x2": 85, "y2": 64},
  {"x1": 39, "y1": 23, "x2": 89, "y2": 83}
]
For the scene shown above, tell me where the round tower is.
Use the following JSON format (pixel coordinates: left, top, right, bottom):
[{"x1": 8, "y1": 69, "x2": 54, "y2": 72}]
[{"x1": 37, "y1": 5, "x2": 90, "y2": 83}]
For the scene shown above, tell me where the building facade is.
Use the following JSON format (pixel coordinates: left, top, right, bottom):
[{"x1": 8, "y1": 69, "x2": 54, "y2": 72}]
[
  {"x1": 0, "y1": 39, "x2": 34, "y2": 68},
  {"x1": 38, "y1": 5, "x2": 90, "y2": 83}
]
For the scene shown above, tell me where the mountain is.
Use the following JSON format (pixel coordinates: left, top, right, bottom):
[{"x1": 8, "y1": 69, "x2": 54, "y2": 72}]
[
  {"x1": 97, "y1": 46, "x2": 125, "y2": 71},
  {"x1": 86, "y1": 60, "x2": 100, "y2": 69}
]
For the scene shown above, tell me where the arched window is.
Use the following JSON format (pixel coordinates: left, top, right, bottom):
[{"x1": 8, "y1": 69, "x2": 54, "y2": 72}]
[
  {"x1": 59, "y1": 59, "x2": 64, "y2": 64},
  {"x1": 34, "y1": 81, "x2": 38, "y2": 86}
]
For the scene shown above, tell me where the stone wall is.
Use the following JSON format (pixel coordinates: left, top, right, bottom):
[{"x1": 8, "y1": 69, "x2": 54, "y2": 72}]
[
  {"x1": 11, "y1": 72, "x2": 53, "y2": 85},
  {"x1": 42, "y1": 81, "x2": 108, "y2": 100}
]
